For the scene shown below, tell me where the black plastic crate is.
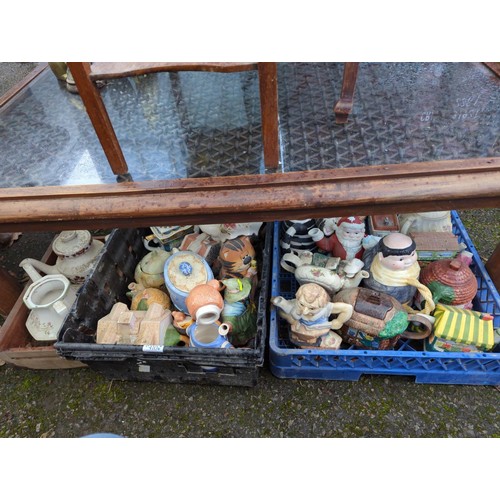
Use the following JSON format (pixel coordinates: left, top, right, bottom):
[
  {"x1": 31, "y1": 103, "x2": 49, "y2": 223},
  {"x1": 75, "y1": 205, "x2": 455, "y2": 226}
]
[{"x1": 55, "y1": 224, "x2": 272, "y2": 387}]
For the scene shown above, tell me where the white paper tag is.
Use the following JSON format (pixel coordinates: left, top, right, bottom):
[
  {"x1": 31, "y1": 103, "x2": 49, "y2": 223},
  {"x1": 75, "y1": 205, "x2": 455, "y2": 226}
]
[
  {"x1": 142, "y1": 345, "x2": 164, "y2": 353},
  {"x1": 138, "y1": 364, "x2": 151, "y2": 373}
]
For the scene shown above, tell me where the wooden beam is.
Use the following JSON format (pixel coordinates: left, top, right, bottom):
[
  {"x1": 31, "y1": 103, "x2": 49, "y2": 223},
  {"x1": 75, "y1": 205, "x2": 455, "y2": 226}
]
[
  {"x1": 89, "y1": 62, "x2": 258, "y2": 80},
  {"x1": 0, "y1": 158, "x2": 498, "y2": 232}
]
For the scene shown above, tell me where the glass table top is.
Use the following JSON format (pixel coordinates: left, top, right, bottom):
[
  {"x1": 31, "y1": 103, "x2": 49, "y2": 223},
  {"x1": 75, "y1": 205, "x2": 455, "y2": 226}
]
[{"x1": 0, "y1": 62, "x2": 499, "y2": 189}]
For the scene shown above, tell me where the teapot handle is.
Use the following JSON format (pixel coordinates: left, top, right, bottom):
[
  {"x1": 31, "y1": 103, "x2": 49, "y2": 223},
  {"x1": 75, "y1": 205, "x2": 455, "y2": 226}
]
[
  {"x1": 400, "y1": 216, "x2": 416, "y2": 235},
  {"x1": 402, "y1": 314, "x2": 434, "y2": 340},
  {"x1": 280, "y1": 252, "x2": 304, "y2": 273}
]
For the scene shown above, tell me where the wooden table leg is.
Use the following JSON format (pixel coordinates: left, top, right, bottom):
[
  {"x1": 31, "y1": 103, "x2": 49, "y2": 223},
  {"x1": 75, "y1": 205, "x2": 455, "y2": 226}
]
[
  {"x1": 258, "y1": 63, "x2": 280, "y2": 168},
  {"x1": 486, "y1": 242, "x2": 500, "y2": 291},
  {"x1": 0, "y1": 267, "x2": 22, "y2": 317},
  {"x1": 334, "y1": 62, "x2": 360, "y2": 124},
  {"x1": 67, "y1": 62, "x2": 130, "y2": 177}
]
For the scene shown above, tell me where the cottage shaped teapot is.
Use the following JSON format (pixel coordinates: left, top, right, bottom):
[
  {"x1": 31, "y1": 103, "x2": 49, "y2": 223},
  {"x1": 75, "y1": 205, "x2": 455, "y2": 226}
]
[{"x1": 20, "y1": 230, "x2": 104, "y2": 284}]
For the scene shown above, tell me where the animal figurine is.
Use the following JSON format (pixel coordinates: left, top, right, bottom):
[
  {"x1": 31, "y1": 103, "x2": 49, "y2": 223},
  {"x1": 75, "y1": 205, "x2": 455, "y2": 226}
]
[
  {"x1": 272, "y1": 283, "x2": 353, "y2": 349},
  {"x1": 217, "y1": 236, "x2": 257, "y2": 281},
  {"x1": 220, "y1": 277, "x2": 257, "y2": 347}
]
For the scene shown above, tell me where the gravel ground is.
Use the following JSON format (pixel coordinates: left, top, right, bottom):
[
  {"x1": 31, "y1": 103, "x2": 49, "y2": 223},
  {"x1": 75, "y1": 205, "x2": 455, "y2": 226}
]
[{"x1": 0, "y1": 63, "x2": 498, "y2": 438}]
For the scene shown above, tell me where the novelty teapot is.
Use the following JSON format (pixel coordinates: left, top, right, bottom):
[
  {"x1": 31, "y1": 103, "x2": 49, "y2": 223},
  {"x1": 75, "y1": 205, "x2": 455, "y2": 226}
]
[
  {"x1": 19, "y1": 230, "x2": 104, "y2": 284},
  {"x1": 398, "y1": 211, "x2": 452, "y2": 235},
  {"x1": 280, "y1": 252, "x2": 369, "y2": 295}
]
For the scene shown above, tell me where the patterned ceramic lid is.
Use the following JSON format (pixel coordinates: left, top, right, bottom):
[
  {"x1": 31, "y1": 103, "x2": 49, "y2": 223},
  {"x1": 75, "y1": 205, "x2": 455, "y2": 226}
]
[
  {"x1": 166, "y1": 252, "x2": 210, "y2": 293},
  {"x1": 52, "y1": 230, "x2": 92, "y2": 257}
]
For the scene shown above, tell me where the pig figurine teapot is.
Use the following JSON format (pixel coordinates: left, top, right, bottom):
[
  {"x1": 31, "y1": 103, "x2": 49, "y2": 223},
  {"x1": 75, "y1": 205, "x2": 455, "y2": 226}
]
[{"x1": 20, "y1": 230, "x2": 104, "y2": 284}]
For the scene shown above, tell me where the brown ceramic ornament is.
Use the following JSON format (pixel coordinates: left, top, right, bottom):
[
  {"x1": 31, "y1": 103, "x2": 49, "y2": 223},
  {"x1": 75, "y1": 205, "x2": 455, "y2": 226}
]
[{"x1": 419, "y1": 257, "x2": 477, "y2": 308}]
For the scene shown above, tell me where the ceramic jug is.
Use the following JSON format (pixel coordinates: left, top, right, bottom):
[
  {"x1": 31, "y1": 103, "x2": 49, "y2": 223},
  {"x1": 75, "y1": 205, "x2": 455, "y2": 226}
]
[
  {"x1": 21, "y1": 262, "x2": 77, "y2": 341},
  {"x1": 398, "y1": 211, "x2": 452, "y2": 235},
  {"x1": 19, "y1": 230, "x2": 104, "y2": 284}
]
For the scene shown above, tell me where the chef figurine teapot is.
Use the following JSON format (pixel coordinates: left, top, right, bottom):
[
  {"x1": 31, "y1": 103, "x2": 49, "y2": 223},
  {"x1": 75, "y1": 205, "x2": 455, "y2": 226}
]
[{"x1": 19, "y1": 230, "x2": 104, "y2": 284}]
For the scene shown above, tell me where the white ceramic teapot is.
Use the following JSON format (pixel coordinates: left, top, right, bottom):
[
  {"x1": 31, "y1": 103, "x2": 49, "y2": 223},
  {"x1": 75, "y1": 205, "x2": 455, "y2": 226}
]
[
  {"x1": 398, "y1": 211, "x2": 453, "y2": 235},
  {"x1": 19, "y1": 230, "x2": 104, "y2": 284}
]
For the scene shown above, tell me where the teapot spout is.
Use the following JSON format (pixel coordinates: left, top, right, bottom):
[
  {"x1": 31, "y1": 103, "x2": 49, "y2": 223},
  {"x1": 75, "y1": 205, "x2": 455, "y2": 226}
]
[
  {"x1": 19, "y1": 258, "x2": 58, "y2": 282},
  {"x1": 343, "y1": 270, "x2": 370, "y2": 289}
]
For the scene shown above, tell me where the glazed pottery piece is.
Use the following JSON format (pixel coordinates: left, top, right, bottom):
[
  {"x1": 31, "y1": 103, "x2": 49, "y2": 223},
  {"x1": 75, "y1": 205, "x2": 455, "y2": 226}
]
[
  {"x1": 144, "y1": 225, "x2": 194, "y2": 250},
  {"x1": 367, "y1": 214, "x2": 400, "y2": 237},
  {"x1": 127, "y1": 282, "x2": 171, "y2": 311},
  {"x1": 198, "y1": 222, "x2": 263, "y2": 242},
  {"x1": 362, "y1": 232, "x2": 435, "y2": 315},
  {"x1": 309, "y1": 216, "x2": 367, "y2": 260},
  {"x1": 186, "y1": 322, "x2": 233, "y2": 349},
  {"x1": 134, "y1": 248, "x2": 172, "y2": 289},
  {"x1": 419, "y1": 254, "x2": 478, "y2": 308},
  {"x1": 272, "y1": 283, "x2": 353, "y2": 349},
  {"x1": 332, "y1": 287, "x2": 433, "y2": 350},
  {"x1": 218, "y1": 236, "x2": 257, "y2": 280},
  {"x1": 280, "y1": 252, "x2": 368, "y2": 295},
  {"x1": 280, "y1": 219, "x2": 318, "y2": 255},
  {"x1": 398, "y1": 211, "x2": 452, "y2": 235},
  {"x1": 185, "y1": 279, "x2": 225, "y2": 324},
  {"x1": 163, "y1": 250, "x2": 214, "y2": 313},
  {"x1": 221, "y1": 277, "x2": 257, "y2": 347},
  {"x1": 96, "y1": 302, "x2": 172, "y2": 345},
  {"x1": 22, "y1": 264, "x2": 78, "y2": 341},
  {"x1": 19, "y1": 230, "x2": 104, "y2": 284}
]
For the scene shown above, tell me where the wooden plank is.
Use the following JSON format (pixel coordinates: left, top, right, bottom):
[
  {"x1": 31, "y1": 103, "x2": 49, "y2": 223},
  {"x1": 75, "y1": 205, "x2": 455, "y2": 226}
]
[
  {"x1": 0, "y1": 63, "x2": 48, "y2": 108},
  {"x1": 89, "y1": 62, "x2": 257, "y2": 80},
  {"x1": 0, "y1": 158, "x2": 498, "y2": 232}
]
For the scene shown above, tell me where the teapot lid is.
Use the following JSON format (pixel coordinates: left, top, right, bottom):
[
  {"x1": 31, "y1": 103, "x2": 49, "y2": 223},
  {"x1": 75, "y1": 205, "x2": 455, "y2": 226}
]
[
  {"x1": 166, "y1": 252, "x2": 209, "y2": 293},
  {"x1": 139, "y1": 249, "x2": 171, "y2": 275},
  {"x1": 52, "y1": 230, "x2": 92, "y2": 257}
]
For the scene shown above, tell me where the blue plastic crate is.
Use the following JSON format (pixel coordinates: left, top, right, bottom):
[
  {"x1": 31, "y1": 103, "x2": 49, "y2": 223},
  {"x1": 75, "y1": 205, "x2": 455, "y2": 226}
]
[{"x1": 269, "y1": 211, "x2": 500, "y2": 385}]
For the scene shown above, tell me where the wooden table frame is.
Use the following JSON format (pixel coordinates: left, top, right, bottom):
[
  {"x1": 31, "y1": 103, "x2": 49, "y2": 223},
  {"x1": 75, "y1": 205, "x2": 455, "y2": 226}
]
[{"x1": 1, "y1": 64, "x2": 499, "y2": 287}]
